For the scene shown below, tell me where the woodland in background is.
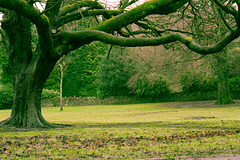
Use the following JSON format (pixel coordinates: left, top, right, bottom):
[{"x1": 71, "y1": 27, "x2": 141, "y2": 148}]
[
  {"x1": 1, "y1": 39, "x2": 240, "y2": 108},
  {"x1": 1, "y1": 12, "x2": 240, "y2": 105}
]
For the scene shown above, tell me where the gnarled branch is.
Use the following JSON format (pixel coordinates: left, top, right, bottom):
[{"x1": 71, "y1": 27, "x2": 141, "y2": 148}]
[
  {"x1": 90, "y1": 0, "x2": 189, "y2": 33},
  {"x1": 58, "y1": 29, "x2": 240, "y2": 55}
]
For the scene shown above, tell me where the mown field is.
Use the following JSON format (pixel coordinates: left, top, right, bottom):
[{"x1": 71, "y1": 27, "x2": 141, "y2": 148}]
[{"x1": 0, "y1": 101, "x2": 240, "y2": 159}]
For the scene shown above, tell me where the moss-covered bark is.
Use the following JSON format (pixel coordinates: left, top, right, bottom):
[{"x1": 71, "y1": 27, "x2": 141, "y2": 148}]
[
  {"x1": 215, "y1": 50, "x2": 234, "y2": 104},
  {"x1": 1, "y1": 55, "x2": 59, "y2": 128},
  {"x1": 0, "y1": 10, "x2": 59, "y2": 128}
]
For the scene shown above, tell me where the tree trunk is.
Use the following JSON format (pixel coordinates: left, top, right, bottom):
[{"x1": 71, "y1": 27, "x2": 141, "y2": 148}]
[
  {"x1": 0, "y1": 11, "x2": 62, "y2": 128},
  {"x1": 1, "y1": 55, "x2": 59, "y2": 128},
  {"x1": 216, "y1": 67, "x2": 234, "y2": 104},
  {"x1": 215, "y1": 50, "x2": 234, "y2": 104},
  {"x1": 59, "y1": 62, "x2": 63, "y2": 111}
]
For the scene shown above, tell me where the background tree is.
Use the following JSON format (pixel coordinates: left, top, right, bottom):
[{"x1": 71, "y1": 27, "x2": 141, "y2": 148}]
[
  {"x1": 189, "y1": 0, "x2": 235, "y2": 104},
  {"x1": 139, "y1": 0, "x2": 238, "y2": 104},
  {"x1": 1, "y1": 0, "x2": 240, "y2": 128},
  {"x1": 95, "y1": 46, "x2": 134, "y2": 97}
]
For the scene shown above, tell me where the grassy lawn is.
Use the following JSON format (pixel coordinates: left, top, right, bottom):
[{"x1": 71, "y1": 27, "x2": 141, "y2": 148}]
[{"x1": 0, "y1": 101, "x2": 240, "y2": 159}]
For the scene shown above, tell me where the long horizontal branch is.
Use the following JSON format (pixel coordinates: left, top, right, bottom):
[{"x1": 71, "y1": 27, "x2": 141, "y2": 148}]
[{"x1": 58, "y1": 29, "x2": 240, "y2": 55}]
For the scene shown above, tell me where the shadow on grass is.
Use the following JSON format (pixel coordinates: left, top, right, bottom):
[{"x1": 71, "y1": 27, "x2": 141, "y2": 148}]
[
  {"x1": 71, "y1": 119, "x2": 240, "y2": 131},
  {"x1": 0, "y1": 123, "x2": 72, "y2": 133},
  {"x1": 158, "y1": 100, "x2": 240, "y2": 108},
  {"x1": 1, "y1": 120, "x2": 240, "y2": 133},
  {"x1": 1, "y1": 100, "x2": 240, "y2": 133}
]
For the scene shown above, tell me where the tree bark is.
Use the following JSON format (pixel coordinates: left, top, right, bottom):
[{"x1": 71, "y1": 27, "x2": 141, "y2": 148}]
[
  {"x1": 215, "y1": 50, "x2": 234, "y2": 104},
  {"x1": 0, "y1": 54, "x2": 59, "y2": 128},
  {"x1": 59, "y1": 62, "x2": 63, "y2": 111},
  {"x1": 0, "y1": 11, "x2": 60, "y2": 128},
  {"x1": 216, "y1": 68, "x2": 234, "y2": 104}
]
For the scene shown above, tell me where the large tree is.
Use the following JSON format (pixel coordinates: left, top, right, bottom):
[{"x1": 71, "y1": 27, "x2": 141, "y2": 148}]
[{"x1": 0, "y1": 0, "x2": 240, "y2": 128}]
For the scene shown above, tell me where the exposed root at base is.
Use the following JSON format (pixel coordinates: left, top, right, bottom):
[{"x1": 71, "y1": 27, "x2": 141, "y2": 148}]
[
  {"x1": 215, "y1": 96, "x2": 235, "y2": 105},
  {"x1": 0, "y1": 116, "x2": 72, "y2": 129}
]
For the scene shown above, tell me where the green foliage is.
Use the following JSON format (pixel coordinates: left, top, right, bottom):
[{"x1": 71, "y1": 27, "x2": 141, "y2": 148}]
[
  {"x1": 128, "y1": 72, "x2": 172, "y2": 97},
  {"x1": 0, "y1": 84, "x2": 13, "y2": 109},
  {"x1": 44, "y1": 66, "x2": 60, "y2": 91},
  {"x1": 228, "y1": 47, "x2": 240, "y2": 78},
  {"x1": 203, "y1": 76, "x2": 218, "y2": 92},
  {"x1": 95, "y1": 48, "x2": 134, "y2": 97},
  {"x1": 180, "y1": 70, "x2": 240, "y2": 96},
  {"x1": 180, "y1": 70, "x2": 204, "y2": 92},
  {"x1": 41, "y1": 89, "x2": 60, "y2": 99},
  {"x1": 180, "y1": 70, "x2": 217, "y2": 93},
  {"x1": 228, "y1": 76, "x2": 240, "y2": 92},
  {"x1": 63, "y1": 42, "x2": 107, "y2": 97},
  {"x1": 0, "y1": 45, "x2": 12, "y2": 85}
]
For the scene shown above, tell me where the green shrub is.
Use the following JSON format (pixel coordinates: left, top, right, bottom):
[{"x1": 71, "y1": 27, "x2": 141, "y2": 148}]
[
  {"x1": 41, "y1": 89, "x2": 60, "y2": 99},
  {"x1": 180, "y1": 71, "x2": 204, "y2": 92},
  {"x1": 228, "y1": 76, "x2": 240, "y2": 92},
  {"x1": 180, "y1": 70, "x2": 217, "y2": 93},
  {"x1": 202, "y1": 76, "x2": 218, "y2": 92},
  {"x1": 0, "y1": 84, "x2": 13, "y2": 109},
  {"x1": 95, "y1": 52, "x2": 135, "y2": 97},
  {"x1": 128, "y1": 72, "x2": 172, "y2": 97},
  {"x1": 63, "y1": 42, "x2": 107, "y2": 97}
]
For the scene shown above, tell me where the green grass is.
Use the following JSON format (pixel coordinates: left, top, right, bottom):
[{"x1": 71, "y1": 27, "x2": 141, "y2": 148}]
[{"x1": 0, "y1": 101, "x2": 240, "y2": 159}]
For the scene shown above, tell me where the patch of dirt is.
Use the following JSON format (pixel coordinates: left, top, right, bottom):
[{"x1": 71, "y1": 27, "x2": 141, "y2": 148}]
[
  {"x1": 187, "y1": 116, "x2": 216, "y2": 120},
  {"x1": 132, "y1": 111, "x2": 178, "y2": 116}
]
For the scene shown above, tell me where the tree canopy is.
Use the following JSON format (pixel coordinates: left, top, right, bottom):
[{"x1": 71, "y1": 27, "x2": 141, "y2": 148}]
[{"x1": 1, "y1": 0, "x2": 239, "y2": 56}]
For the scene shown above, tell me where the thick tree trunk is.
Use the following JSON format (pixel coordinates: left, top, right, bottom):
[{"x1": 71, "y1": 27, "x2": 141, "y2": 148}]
[
  {"x1": 1, "y1": 56, "x2": 59, "y2": 128},
  {"x1": 0, "y1": 11, "x2": 62, "y2": 128},
  {"x1": 215, "y1": 50, "x2": 234, "y2": 104},
  {"x1": 216, "y1": 67, "x2": 234, "y2": 104},
  {"x1": 59, "y1": 62, "x2": 63, "y2": 111}
]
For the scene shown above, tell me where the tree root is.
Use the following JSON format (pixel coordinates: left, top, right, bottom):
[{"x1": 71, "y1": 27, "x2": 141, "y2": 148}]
[
  {"x1": 215, "y1": 96, "x2": 235, "y2": 105},
  {"x1": 0, "y1": 115, "x2": 71, "y2": 129}
]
